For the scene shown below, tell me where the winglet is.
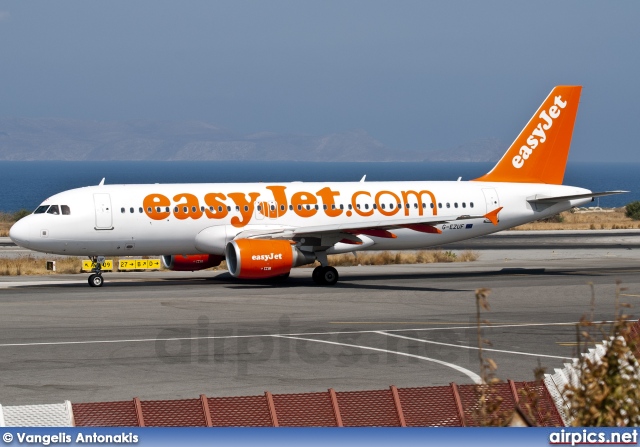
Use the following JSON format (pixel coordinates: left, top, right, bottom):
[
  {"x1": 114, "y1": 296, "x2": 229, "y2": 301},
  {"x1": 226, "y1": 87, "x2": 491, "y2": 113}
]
[
  {"x1": 474, "y1": 86, "x2": 582, "y2": 185},
  {"x1": 484, "y1": 207, "x2": 503, "y2": 226}
]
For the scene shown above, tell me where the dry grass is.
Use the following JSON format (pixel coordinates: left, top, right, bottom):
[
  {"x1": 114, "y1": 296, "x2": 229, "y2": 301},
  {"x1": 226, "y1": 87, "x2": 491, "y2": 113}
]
[
  {"x1": 0, "y1": 223, "x2": 10, "y2": 237},
  {"x1": 0, "y1": 212, "x2": 14, "y2": 237},
  {"x1": 515, "y1": 208, "x2": 639, "y2": 231},
  {"x1": 0, "y1": 256, "x2": 83, "y2": 276},
  {"x1": 306, "y1": 250, "x2": 478, "y2": 267}
]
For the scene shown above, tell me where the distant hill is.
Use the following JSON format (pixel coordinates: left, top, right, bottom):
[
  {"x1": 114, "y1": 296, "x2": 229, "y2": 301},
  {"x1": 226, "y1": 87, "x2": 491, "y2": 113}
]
[{"x1": 0, "y1": 117, "x2": 505, "y2": 162}]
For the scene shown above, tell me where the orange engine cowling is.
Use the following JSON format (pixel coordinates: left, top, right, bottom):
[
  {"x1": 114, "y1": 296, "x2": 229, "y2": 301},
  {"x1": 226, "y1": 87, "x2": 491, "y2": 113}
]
[
  {"x1": 161, "y1": 254, "x2": 223, "y2": 271},
  {"x1": 225, "y1": 239, "x2": 314, "y2": 279}
]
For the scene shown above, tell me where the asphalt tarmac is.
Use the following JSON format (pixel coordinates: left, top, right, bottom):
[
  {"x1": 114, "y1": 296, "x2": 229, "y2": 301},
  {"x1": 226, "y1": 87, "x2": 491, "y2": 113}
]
[{"x1": 1, "y1": 231, "x2": 640, "y2": 405}]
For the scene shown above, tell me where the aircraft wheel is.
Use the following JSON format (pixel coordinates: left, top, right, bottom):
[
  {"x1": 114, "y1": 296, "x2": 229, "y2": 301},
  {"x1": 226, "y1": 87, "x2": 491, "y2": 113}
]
[
  {"x1": 321, "y1": 266, "x2": 339, "y2": 286},
  {"x1": 312, "y1": 266, "x2": 323, "y2": 285},
  {"x1": 313, "y1": 266, "x2": 338, "y2": 286},
  {"x1": 88, "y1": 274, "x2": 104, "y2": 287}
]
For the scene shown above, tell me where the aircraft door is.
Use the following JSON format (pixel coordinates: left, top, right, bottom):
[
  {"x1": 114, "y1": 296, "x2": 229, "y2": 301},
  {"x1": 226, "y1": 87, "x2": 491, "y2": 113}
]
[
  {"x1": 255, "y1": 201, "x2": 265, "y2": 220},
  {"x1": 482, "y1": 188, "x2": 500, "y2": 213},
  {"x1": 94, "y1": 193, "x2": 113, "y2": 229}
]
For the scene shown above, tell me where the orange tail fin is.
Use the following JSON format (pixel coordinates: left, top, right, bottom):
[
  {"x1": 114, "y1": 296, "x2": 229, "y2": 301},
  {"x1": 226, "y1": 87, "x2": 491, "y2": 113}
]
[{"x1": 474, "y1": 86, "x2": 582, "y2": 184}]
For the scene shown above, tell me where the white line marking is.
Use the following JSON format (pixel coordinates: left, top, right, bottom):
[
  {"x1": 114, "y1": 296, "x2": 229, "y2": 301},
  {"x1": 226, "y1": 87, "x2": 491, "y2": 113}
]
[
  {"x1": 376, "y1": 331, "x2": 573, "y2": 360},
  {"x1": 0, "y1": 280, "x2": 83, "y2": 289},
  {"x1": 274, "y1": 334, "x2": 482, "y2": 384},
  {"x1": 0, "y1": 321, "x2": 603, "y2": 349}
]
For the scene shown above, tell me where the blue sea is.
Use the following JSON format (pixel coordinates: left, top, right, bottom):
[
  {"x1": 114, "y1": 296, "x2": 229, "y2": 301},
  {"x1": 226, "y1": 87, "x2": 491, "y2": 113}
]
[{"x1": 0, "y1": 161, "x2": 637, "y2": 212}]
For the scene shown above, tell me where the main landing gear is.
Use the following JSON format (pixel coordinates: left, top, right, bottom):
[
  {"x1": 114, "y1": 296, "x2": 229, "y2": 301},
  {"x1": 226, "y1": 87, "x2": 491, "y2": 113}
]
[
  {"x1": 87, "y1": 256, "x2": 104, "y2": 288},
  {"x1": 312, "y1": 265, "x2": 339, "y2": 286}
]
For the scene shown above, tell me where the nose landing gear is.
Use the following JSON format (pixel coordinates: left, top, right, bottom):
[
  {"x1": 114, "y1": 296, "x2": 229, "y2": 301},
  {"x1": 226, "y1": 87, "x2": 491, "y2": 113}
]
[
  {"x1": 88, "y1": 273, "x2": 104, "y2": 287},
  {"x1": 87, "y1": 256, "x2": 105, "y2": 287}
]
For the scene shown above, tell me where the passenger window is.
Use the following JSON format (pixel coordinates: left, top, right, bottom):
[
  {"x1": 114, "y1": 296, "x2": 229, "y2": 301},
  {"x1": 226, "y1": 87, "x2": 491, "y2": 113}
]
[
  {"x1": 272, "y1": 205, "x2": 276, "y2": 211},
  {"x1": 200, "y1": 206, "x2": 205, "y2": 212},
  {"x1": 446, "y1": 203, "x2": 450, "y2": 208},
  {"x1": 364, "y1": 204, "x2": 369, "y2": 210},
  {"x1": 414, "y1": 203, "x2": 418, "y2": 209},
  {"x1": 348, "y1": 204, "x2": 353, "y2": 210},
  {"x1": 373, "y1": 204, "x2": 377, "y2": 209},
  {"x1": 193, "y1": 206, "x2": 198, "y2": 212},
  {"x1": 129, "y1": 207, "x2": 134, "y2": 214},
  {"x1": 406, "y1": 204, "x2": 410, "y2": 209},
  {"x1": 397, "y1": 203, "x2": 402, "y2": 209},
  {"x1": 174, "y1": 207, "x2": 178, "y2": 213},
  {"x1": 209, "y1": 206, "x2": 213, "y2": 212},
  {"x1": 47, "y1": 205, "x2": 60, "y2": 215},
  {"x1": 34, "y1": 205, "x2": 49, "y2": 214},
  {"x1": 121, "y1": 208, "x2": 125, "y2": 213},
  {"x1": 280, "y1": 205, "x2": 285, "y2": 211},
  {"x1": 356, "y1": 204, "x2": 361, "y2": 209},
  {"x1": 470, "y1": 202, "x2": 474, "y2": 208},
  {"x1": 340, "y1": 204, "x2": 344, "y2": 210},
  {"x1": 257, "y1": 205, "x2": 262, "y2": 211},
  {"x1": 139, "y1": 207, "x2": 143, "y2": 213},
  {"x1": 430, "y1": 203, "x2": 434, "y2": 209},
  {"x1": 298, "y1": 205, "x2": 302, "y2": 210},
  {"x1": 381, "y1": 204, "x2": 386, "y2": 210},
  {"x1": 315, "y1": 205, "x2": 319, "y2": 210},
  {"x1": 236, "y1": 206, "x2": 240, "y2": 211},
  {"x1": 227, "y1": 206, "x2": 232, "y2": 211},
  {"x1": 147, "y1": 207, "x2": 152, "y2": 213},
  {"x1": 218, "y1": 206, "x2": 223, "y2": 212},
  {"x1": 323, "y1": 204, "x2": 327, "y2": 210},
  {"x1": 438, "y1": 203, "x2": 442, "y2": 209},
  {"x1": 166, "y1": 207, "x2": 170, "y2": 213},
  {"x1": 289, "y1": 205, "x2": 293, "y2": 211},
  {"x1": 462, "y1": 203, "x2": 466, "y2": 208},
  {"x1": 422, "y1": 203, "x2": 426, "y2": 209},
  {"x1": 331, "y1": 204, "x2": 336, "y2": 210},
  {"x1": 244, "y1": 206, "x2": 248, "y2": 212},
  {"x1": 454, "y1": 203, "x2": 458, "y2": 208}
]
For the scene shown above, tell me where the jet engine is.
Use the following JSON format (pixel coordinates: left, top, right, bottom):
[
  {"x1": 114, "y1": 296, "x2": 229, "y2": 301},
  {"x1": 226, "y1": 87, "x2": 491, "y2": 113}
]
[
  {"x1": 225, "y1": 239, "x2": 315, "y2": 279},
  {"x1": 161, "y1": 254, "x2": 223, "y2": 271}
]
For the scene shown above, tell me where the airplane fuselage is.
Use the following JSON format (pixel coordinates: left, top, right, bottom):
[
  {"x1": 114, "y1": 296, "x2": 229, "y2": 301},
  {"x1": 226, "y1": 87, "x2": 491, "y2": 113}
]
[{"x1": 9, "y1": 180, "x2": 591, "y2": 257}]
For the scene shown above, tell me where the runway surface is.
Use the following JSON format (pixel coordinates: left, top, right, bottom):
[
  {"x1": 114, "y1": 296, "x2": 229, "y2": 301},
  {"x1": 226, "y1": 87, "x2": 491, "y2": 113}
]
[{"x1": 1, "y1": 231, "x2": 640, "y2": 405}]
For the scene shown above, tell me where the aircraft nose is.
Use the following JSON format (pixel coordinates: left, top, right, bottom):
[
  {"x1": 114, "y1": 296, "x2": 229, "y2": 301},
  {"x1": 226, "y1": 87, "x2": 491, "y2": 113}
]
[{"x1": 9, "y1": 219, "x2": 31, "y2": 248}]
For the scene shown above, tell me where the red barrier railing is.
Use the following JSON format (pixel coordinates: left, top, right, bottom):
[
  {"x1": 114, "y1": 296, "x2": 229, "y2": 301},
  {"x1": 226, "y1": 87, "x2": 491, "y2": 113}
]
[{"x1": 72, "y1": 381, "x2": 564, "y2": 427}]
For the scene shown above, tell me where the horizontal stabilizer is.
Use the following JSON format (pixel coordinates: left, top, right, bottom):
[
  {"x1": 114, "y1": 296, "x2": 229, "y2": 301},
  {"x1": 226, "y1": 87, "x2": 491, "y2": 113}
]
[{"x1": 527, "y1": 191, "x2": 628, "y2": 204}]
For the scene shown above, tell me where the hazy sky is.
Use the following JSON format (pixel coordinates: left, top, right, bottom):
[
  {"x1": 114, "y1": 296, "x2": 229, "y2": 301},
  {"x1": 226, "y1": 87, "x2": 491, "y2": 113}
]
[{"x1": 0, "y1": 1, "x2": 638, "y2": 161}]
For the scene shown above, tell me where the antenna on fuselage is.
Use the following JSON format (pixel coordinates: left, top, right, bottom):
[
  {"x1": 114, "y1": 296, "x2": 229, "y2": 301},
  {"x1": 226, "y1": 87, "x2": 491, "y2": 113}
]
[
  {"x1": 360, "y1": 175, "x2": 366, "y2": 182},
  {"x1": 99, "y1": 178, "x2": 105, "y2": 186}
]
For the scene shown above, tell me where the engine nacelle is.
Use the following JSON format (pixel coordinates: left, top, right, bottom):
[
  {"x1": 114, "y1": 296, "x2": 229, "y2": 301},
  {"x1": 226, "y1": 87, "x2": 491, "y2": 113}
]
[
  {"x1": 225, "y1": 239, "x2": 315, "y2": 279},
  {"x1": 161, "y1": 254, "x2": 223, "y2": 271}
]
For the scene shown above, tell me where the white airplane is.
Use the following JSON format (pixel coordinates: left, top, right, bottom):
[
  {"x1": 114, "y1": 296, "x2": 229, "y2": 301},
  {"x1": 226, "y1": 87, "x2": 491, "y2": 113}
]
[{"x1": 9, "y1": 86, "x2": 625, "y2": 287}]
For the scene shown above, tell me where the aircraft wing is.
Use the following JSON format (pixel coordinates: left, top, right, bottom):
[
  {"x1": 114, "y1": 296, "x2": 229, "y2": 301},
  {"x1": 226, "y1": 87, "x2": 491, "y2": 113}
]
[{"x1": 233, "y1": 208, "x2": 502, "y2": 243}]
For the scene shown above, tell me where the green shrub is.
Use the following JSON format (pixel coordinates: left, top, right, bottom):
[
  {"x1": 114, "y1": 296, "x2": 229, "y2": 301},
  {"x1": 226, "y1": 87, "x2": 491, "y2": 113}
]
[{"x1": 625, "y1": 201, "x2": 640, "y2": 220}]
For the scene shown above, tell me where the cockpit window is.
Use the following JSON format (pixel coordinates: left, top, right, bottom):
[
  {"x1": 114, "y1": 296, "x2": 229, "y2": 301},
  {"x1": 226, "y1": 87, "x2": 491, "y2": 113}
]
[
  {"x1": 61, "y1": 205, "x2": 71, "y2": 215},
  {"x1": 47, "y1": 205, "x2": 60, "y2": 215},
  {"x1": 34, "y1": 205, "x2": 49, "y2": 214}
]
